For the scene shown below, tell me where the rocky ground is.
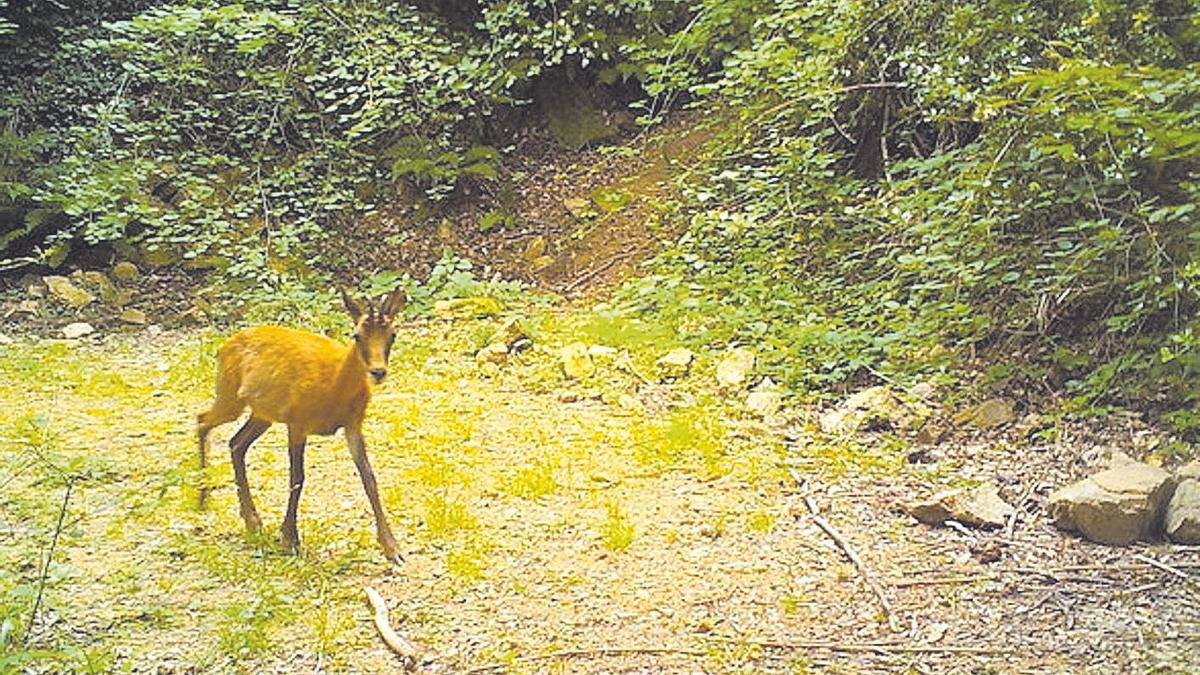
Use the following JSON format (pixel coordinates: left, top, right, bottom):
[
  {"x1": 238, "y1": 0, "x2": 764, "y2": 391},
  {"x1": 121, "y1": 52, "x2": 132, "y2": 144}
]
[{"x1": 2, "y1": 305, "x2": 1198, "y2": 674}]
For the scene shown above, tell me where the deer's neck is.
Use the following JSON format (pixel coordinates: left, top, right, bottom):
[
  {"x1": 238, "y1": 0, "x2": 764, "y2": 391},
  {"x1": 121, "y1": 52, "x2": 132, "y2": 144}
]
[{"x1": 337, "y1": 343, "x2": 370, "y2": 397}]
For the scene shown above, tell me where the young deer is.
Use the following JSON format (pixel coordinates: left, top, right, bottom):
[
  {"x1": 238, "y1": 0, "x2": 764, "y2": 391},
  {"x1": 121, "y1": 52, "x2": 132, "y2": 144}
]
[{"x1": 196, "y1": 287, "x2": 406, "y2": 565}]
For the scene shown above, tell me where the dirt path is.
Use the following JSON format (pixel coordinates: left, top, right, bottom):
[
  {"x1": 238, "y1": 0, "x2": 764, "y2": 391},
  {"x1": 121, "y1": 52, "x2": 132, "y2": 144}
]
[{"x1": 2, "y1": 315, "x2": 1197, "y2": 674}]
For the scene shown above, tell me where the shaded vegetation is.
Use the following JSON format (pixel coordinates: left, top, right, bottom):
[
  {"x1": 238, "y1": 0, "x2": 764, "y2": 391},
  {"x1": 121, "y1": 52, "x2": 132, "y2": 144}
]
[{"x1": 601, "y1": 0, "x2": 1200, "y2": 430}]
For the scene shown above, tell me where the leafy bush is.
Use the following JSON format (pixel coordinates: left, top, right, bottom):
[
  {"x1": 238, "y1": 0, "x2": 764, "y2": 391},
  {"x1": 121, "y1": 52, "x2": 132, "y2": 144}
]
[
  {"x1": 0, "y1": 0, "x2": 703, "y2": 279},
  {"x1": 607, "y1": 0, "x2": 1200, "y2": 429}
]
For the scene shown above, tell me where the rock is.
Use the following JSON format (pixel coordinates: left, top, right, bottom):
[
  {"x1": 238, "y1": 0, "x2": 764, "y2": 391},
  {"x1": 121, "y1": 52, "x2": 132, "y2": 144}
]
[
  {"x1": 617, "y1": 393, "x2": 643, "y2": 411},
  {"x1": 907, "y1": 381, "x2": 938, "y2": 400},
  {"x1": 1177, "y1": 460, "x2": 1200, "y2": 481},
  {"x1": 586, "y1": 344, "x2": 619, "y2": 359},
  {"x1": 44, "y1": 275, "x2": 95, "y2": 309},
  {"x1": 715, "y1": 348, "x2": 755, "y2": 388},
  {"x1": 23, "y1": 274, "x2": 47, "y2": 298},
  {"x1": 559, "y1": 342, "x2": 594, "y2": 379},
  {"x1": 118, "y1": 308, "x2": 148, "y2": 325},
  {"x1": 819, "y1": 385, "x2": 928, "y2": 435},
  {"x1": 475, "y1": 341, "x2": 509, "y2": 365},
  {"x1": 906, "y1": 484, "x2": 1015, "y2": 529},
  {"x1": 13, "y1": 299, "x2": 39, "y2": 316},
  {"x1": 490, "y1": 318, "x2": 529, "y2": 351},
  {"x1": 1108, "y1": 451, "x2": 1139, "y2": 468},
  {"x1": 0, "y1": 333, "x2": 13, "y2": 345},
  {"x1": 953, "y1": 398, "x2": 1016, "y2": 430},
  {"x1": 1164, "y1": 479, "x2": 1200, "y2": 544},
  {"x1": 76, "y1": 270, "x2": 126, "y2": 306},
  {"x1": 433, "y1": 297, "x2": 503, "y2": 320},
  {"x1": 523, "y1": 236, "x2": 547, "y2": 262},
  {"x1": 179, "y1": 306, "x2": 207, "y2": 325},
  {"x1": 563, "y1": 197, "x2": 598, "y2": 221},
  {"x1": 745, "y1": 378, "x2": 783, "y2": 417},
  {"x1": 656, "y1": 348, "x2": 695, "y2": 378},
  {"x1": 1047, "y1": 462, "x2": 1175, "y2": 545},
  {"x1": 111, "y1": 261, "x2": 141, "y2": 282},
  {"x1": 62, "y1": 322, "x2": 95, "y2": 339}
]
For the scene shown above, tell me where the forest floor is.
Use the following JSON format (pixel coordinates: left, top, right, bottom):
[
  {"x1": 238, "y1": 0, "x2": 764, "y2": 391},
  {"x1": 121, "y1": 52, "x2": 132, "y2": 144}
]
[{"x1": 3, "y1": 310, "x2": 1199, "y2": 674}]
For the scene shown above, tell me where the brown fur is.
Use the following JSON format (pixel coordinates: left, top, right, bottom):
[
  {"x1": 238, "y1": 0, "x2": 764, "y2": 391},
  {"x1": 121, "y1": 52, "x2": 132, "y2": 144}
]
[{"x1": 196, "y1": 287, "x2": 407, "y2": 565}]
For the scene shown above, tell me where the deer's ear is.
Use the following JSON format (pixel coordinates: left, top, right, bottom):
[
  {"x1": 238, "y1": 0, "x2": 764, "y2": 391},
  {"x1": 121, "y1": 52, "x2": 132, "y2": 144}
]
[
  {"x1": 340, "y1": 286, "x2": 365, "y2": 322},
  {"x1": 380, "y1": 287, "x2": 408, "y2": 321}
]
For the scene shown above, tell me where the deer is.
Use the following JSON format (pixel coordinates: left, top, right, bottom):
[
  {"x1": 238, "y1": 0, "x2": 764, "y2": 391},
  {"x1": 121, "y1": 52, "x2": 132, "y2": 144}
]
[{"x1": 196, "y1": 287, "x2": 406, "y2": 565}]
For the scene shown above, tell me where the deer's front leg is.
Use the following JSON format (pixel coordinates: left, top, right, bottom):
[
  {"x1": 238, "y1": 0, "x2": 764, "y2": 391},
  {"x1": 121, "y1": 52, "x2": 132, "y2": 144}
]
[
  {"x1": 346, "y1": 426, "x2": 402, "y2": 565},
  {"x1": 281, "y1": 425, "x2": 307, "y2": 554}
]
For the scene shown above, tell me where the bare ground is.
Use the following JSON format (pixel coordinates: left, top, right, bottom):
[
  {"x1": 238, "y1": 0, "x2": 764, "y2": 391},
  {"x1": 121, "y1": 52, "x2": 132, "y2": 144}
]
[{"x1": 2, "y1": 315, "x2": 1197, "y2": 674}]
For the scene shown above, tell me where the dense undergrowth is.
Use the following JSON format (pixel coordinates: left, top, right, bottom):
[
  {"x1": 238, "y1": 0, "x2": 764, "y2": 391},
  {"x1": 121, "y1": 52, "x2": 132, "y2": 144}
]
[
  {"x1": 2, "y1": 0, "x2": 1198, "y2": 425},
  {"x1": 602, "y1": 0, "x2": 1200, "y2": 432},
  {"x1": 0, "y1": 0, "x2": 723, "y2": 280}
]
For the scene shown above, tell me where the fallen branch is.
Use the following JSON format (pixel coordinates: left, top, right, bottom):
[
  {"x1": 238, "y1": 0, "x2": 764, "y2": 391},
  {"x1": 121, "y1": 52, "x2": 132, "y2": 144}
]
[
  {"x1": 464, "y1": 646, "x2": 709, "y2": 673},
  {"x1": 1132, "y1": 554, "x2": 1194, "y2": 581},
  {"x1": 365, "y1": 586, "x2": 418, "y2": 669},
  {"x1": 563, "y1": 249, "x2": 643, "y2": 294},
  {"x1": 788, "y1": 468, "x2": 901, "y2": 632},
  {"x1": 704, "y1": 634, "x2": 1006, "y2": 655},
  {"x1": 894, "y1": 562, "x2": 1200, "y2": 588}
]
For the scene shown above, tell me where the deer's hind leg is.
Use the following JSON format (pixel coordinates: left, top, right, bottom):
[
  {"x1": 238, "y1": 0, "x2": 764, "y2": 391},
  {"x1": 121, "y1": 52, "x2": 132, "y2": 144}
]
[
  {"x1": 196, "y1": 386, "x2": 245, "y2": 508},
  {"x1": 229, "y1": 416, "x2": 271, "y2": 533}
]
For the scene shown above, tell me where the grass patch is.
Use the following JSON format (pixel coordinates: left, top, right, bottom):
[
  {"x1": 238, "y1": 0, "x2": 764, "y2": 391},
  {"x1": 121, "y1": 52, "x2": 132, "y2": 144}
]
[
  {"x1": 503, "y1": 456, "x2": 558, "y2": 500},
  {"x1": 598, "y1": 501, "x2": 635, "y2": 552}
]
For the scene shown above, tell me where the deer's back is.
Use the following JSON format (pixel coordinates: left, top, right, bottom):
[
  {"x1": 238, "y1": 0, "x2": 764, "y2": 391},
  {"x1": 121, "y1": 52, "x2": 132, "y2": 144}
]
[{"x1": 218, "y1": 326, "x2": 366, "y2": 433}]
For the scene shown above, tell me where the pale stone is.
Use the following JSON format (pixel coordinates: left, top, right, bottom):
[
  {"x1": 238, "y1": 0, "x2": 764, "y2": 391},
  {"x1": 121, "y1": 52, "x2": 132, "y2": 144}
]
[
  {"x1": 715, "y1": 348, "x2": 755, "y2": 388},
  {"x1": 475, "y1": 342, "x2": 509, "y2": 365},
  {"x1": 656, "y1": 348, "x2": 695, "y2": 378},
  {"x1": 118, "y1": 308, "x2": 148, "y2": 325},
  {"x1": 907, "y1": 484, "x2": 1015, "y2": 529},
  {"x1": 1164, "y1": 479, "x2": 1200, "y2": 544},
  {"x1": 62, "y1": 322, "x2": 95, "y2": 339},
  {"x1": 1048, "y1": 462, "x2": 1175, "y2": 545},
  {"x1": 560, "y1": 342, "x2": 594, "y2": 379}
]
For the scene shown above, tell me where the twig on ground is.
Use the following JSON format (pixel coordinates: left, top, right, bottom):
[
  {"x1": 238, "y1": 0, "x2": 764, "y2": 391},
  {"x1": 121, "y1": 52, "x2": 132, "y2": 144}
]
[
  {"x1": 365, "y1": 586, "x2": 418, "y2": 669},
  {"x1": 563, "y1": 249, "x2": 642, "y2": 293},
  {"x1": 788, "y1": 467, "x2": 902, "y2": 632},
  {"x1": 1132, "y1": 554, "x2": 1194, "y2": 581},
  {"x1": 463, "y1": 646, "x2": 710, "y2": 673},
  {"x1": 704, "y1": 634, "x2": 1007, "y2": 655}
]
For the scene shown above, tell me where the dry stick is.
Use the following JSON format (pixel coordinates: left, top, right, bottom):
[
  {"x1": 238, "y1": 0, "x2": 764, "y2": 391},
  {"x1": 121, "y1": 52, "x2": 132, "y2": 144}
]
[
  {"x1": 364, "y1": 587, "x2": 418, "y2": 669},
  {"x1": 26, "y1": 480, "x2": 73, "y2": 643},
  {"x1": 463, "y1": 647, "x2": 710, "y2": 674},
  {"x1": 563, "y1": 249, "x2": 643, "y2": 293},
  {"x1": 893, "y1": 562, "x2": 1174, "y2": 589},
  {"x1": 788, "y1": 468, "x2": 902, "y2": 632},
  {"x1": 1132, "y1": 554, "x2": 1195, "y2": 581},
  {"x1": 703, "y1": 635, "x2": 1006, "y2": 656}
]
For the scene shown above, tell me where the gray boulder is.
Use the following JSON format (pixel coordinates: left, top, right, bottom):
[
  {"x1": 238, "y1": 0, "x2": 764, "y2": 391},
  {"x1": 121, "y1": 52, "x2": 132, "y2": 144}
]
[
  {"x1": 1164, "y1": 478, "x2": 1200, "y2": 544},
  {"x1": 1047, "y1": 462, "x2": 1175, "y2": 545}
]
